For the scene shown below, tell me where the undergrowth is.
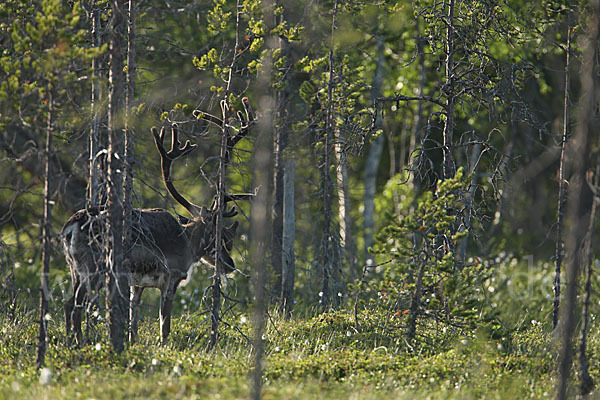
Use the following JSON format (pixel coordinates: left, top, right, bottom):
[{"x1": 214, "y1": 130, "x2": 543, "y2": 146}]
[{"x1": 0, "y1": 306, "x2": 590, "y2": 399}]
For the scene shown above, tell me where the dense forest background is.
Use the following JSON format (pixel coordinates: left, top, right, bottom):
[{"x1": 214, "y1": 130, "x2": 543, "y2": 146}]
[{"x1": 0, "y1": 0, "x2": 599, "y2": 398}]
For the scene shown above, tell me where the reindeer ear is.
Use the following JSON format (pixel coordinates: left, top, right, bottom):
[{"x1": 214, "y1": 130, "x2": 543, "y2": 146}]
[
  {"x1": 223, "y1": 206, "x2": 238, "y2": 218},
  {"x1": 199, "y1": 206, "x2": 211, "y2": 222},
  {"x1": 223, "y1": 221, "x2": 239, "y2": 251},
  {"x1": 177, "y1": 214, "x2": 191, "y2": 225}
]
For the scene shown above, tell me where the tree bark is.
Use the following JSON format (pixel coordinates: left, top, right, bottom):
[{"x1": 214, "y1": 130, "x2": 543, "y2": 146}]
[
  {"x1": 553, "y1": 12, "x2": 572, "y2": 331},
  {"x1": 320, "y1": 0, "x2": 339, "y2": 312},
  {"x1": 88, "y1": 0, "x2": 104, "y2": 208},
  {"x1": 106, "y1": 0, "x2": 128, "y2": 354},
  {"x1": 250, "y1": 106, "x2": 271, "y2": 400},
  {"x1": 458, "y1": 143, "x2": 482, "y2": 261},
  {"x1": 0, "y1": 239, "x2": 16, "y2": 318},
  {"x1": 408, "y1": 16, "x2": 426, "y2": 196},
  {"x1": 363, "y1": 35, "x2": 385, "y2": 267},
  {"x1": 124, "y1": 0, "x2": 136, "y2": 340},
  {"x1": 442, "y1": 0, "x2": 456, "y2": 180},
  {"x1": 281, "y1": 159, "x2": 295, "y2": 317},
  {"x1": 251, "y1": 6, "x2": 275, "y2": 397},
  {"x1": 208, "y1": 100, "x2": 228, "y2": 351},
  {"x1": 36, "y1": 86, "x2": 53, "y2": 368},
  {"x1": 335, "y1": 127, "x2": 356, "y2": 280},
  {"x1": 270, "y1": 26, "x2": 290, "y2": 299},
  {"x1": 85, "y1": 0, "x2": 107, "y2": 343},
  {"x1": 409, "y1": 17, "x2": 426, "y2": 162},
  {"x1": 578, "y1": 165, "x2": 598, "y2": 396},
  {"x1": 556, "y1": 1, "x2": 598, "y2": 398}
]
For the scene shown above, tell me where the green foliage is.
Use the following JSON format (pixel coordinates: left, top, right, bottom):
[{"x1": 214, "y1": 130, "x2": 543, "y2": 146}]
[
  {"x1": 0, "y1": 0, "x2": 596, "y2": 397},
  {"x1": 0, "y1": 307, "x2": 581, "y2": 399},
  {"x1": 0, "y1": 0, "x2": 97, "y2": 297},
  {"x1": 364, "y1": 168, "x2": 490, "y2": 337},
  {"x1": 0, "y1": 0, "x2": 95, "y2": 127}
]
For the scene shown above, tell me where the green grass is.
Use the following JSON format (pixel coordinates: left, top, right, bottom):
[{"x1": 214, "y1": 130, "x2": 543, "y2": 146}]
[{"x1": 0, "y1": 308, "x2": 588, "y2": 399}]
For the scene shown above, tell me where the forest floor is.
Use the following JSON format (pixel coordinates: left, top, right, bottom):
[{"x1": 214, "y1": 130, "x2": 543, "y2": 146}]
[{"x1": 0, "y1": 308, "x2": 595, "y2": 399}]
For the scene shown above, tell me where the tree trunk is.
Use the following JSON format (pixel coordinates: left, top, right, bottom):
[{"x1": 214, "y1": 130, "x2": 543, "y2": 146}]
[
  {"x1": 335, "y1": 127, "x2": 356, "y2": 281},
  {"x1": 556, "y1": 1, "x2": 598, "y2": 397},
  {"x1": 363, "y1": 35, "x2": 385, "y2": 267},
  {"x1": 442, "y1": 0, "x2": 456, "y2": 180},
  {"x1": 271, "y1": 147, "x2": 284, "y2": 297},
  {"x1": 578, "y1": 165, "x2": 598, "y2": 396},
  {"x1": 270, "y1": 28, "x2": 291, "y2": 299},
  {"x1": 0, "y1": 239, "x2": 16, "y2": 319},
  {"x1": 36, "y1": 86, "x2": 53, "y2": 368},
  {"x1": 553, "y1": 12, "x2": 572, "y2": 330},
  {"x1": 85, "y1": 1, "x2": 107, "y2": 343},
  {"x1": 319, "y1": 1, "x2": 340, "y2": 313},
  {"x1": 208, "y1": 100, "x2": 229, "y2": 351},
  {"x1": 251, "y1": 8, "x2": 275, "y2": 396},
  {"x1": 408, "y1": 17, "x2": 426, "y2": 195},
  {"x1": 281, "y1": 159, "x2": 295, "y2": 317},
  {"x1": 88, "y1": 1, "x2": 104, "y2": 207},
  {"x1": 363, "y1": 136, "x2": 384, "y2": 267},
  {"x1": 250, "y1": 108, "x2": 271, "y2": 400},
  {"x1": 124, "y1": 0, "x2": 136, "y2": 340},
  {"x1": 457, "y1": 143, "x2": 482, "y2": 262},
  {"x1": 106, "y1": 0, "x2": 128, "y2": 354}
]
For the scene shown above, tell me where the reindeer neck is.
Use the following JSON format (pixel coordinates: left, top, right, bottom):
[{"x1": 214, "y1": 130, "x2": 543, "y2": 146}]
[{"x1": 182, "y1": 219, "x2": 210, "y2": 258}]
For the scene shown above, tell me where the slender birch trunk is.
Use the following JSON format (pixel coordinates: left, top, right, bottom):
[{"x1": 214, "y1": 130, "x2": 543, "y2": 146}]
[
  {"x1": 251, "y1": 3, "x2": 275, "y2": 396},
  {"x1": 335, "y1": 127, "x2": 356, "y2": 280},
  {"x1": 553, "y1": 12, "x2": 572, "y2": 331},
  {"x1": 281, "y1": 159, "x2": 296, "y2": 317},
  {"x1": 124, "y1": 0, "x2": 136, "y2": 340},
  {"x1": 409, "y1": 17, "x2": 426, "y2": 196},
  {"x1": 88, "y1": 2, "x2": 102, "y2": 207},
  {"x1": 271, "y1": 19, "x2": 291, "y2": 298},
  {"x1": 442, "y1": 0, "x2": 456, "y2": 180},
  {"x1": 86, "y1": 0, "x2": 106, "y2": 343},
  {"x1": 578, "y1": 165, "x2": 598, "y2": 396},
  {"x1": 250, "y1": 99, "x2": 272, "y2": 400},
  {"x1": 319, "y1": 0, "x2": 339, "y2": 313},
  {"x1": 106, "y1": 0, "x2": 128, "y2": 354},
  {"x1": 36, "y1": 86, "x2": 53, "y2": 368},
  {"x1": 208, "y1": 100, "x2": 228, "y2": 351},
  {"x1": 363, "y1": 35, "x2": 385, "y2": 267},
  {"x1": 556, "y1": 1, "x2": 599, "y2": 397},
  {"x1": 458, "y1": 143, "x2": 482, "y2": 262}
]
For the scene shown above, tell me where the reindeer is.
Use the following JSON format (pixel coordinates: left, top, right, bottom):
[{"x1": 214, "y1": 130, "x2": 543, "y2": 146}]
[{"x1": 62, "y1": 100, "x2": 253, "y2": 345}]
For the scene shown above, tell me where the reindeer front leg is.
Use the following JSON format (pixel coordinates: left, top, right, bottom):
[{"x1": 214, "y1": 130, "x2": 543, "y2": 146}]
[
  {"x1": 129, "y1": 286, "x2": 144, "y2": 342},
  {"x1": 65, "y1": 274, "x2": 86, "y2": 347},
  {"x1": 64, "y1": 280, "x2": 77, "y2": 345},
  {"x1": 159, "y1": 280, "x2": 178, "y2": 344}
]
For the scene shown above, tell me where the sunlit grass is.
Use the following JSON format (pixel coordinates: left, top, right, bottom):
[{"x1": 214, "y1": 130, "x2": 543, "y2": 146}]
[{"x1": 0, "y1": 308, "x2": 585, "y2": 399}]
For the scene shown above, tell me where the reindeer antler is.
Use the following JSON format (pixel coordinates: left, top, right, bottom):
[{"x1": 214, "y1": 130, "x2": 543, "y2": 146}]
[
  {"x1": 192, "y1": 109, "x2": 223, "y2": 128},
  {"x1": 191, "y1": 98, "x2": 258, "y2": 218},
  {"x1": 153, "y1": 124, "x2": 197, "y2": 159},
  {"x1": 192, "y1": 97, "x2": 255, "y2": 162},
  {"x1": 230, "y1": 97, "x2": 254, "y2": 148},
  {"x1": 152, "y1": 124, "x2": 205, "y2": 218}
]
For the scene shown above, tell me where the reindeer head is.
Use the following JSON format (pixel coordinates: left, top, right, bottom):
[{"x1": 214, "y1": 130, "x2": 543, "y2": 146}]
[
  {"x1": 151, "y1": 98, "x2": 255, "y2": 275},
  {"x1": 152, "y1": 125, "x2": 242, "y2": 274}
]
